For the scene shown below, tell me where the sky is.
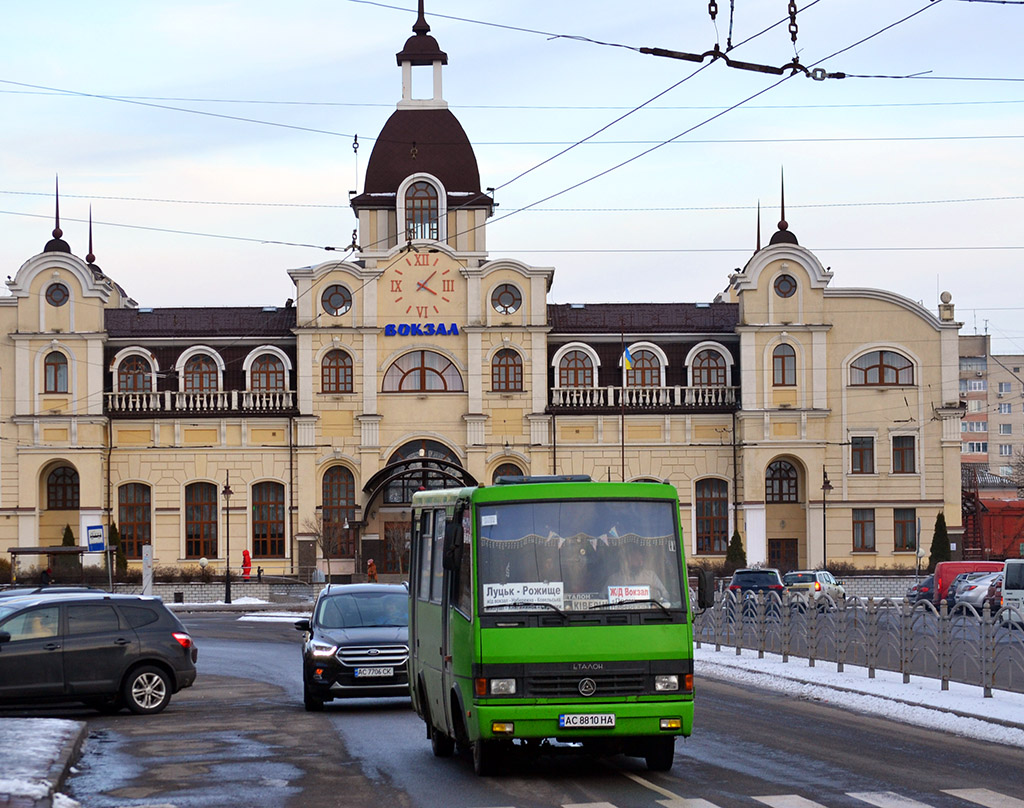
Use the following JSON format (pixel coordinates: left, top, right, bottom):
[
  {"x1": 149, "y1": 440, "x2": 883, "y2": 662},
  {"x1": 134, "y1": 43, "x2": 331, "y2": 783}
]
[{"x1": 1, "y1": 1, "x2": 1022, "y2": 352}]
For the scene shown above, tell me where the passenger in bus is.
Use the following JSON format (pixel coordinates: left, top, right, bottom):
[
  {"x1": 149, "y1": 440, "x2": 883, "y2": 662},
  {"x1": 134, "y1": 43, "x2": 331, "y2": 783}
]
[{"x1": 607, "y1": 543, "x2": 670, "y2": 604}]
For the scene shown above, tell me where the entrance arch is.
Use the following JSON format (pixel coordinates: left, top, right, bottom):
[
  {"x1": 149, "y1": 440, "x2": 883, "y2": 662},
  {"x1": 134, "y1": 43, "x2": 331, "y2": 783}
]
[{"x1": 361, "y1": 440, "x2": 477, "y2": 574}]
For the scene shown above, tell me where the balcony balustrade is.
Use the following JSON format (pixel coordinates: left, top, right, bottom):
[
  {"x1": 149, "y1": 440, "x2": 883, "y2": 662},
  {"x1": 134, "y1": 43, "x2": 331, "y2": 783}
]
[
  {"x1": 105, "y1": 389, "x2": 296, "y2": 415},
  {"x1": 549, "y1": 384, "x2": 738, "y2": 411}
]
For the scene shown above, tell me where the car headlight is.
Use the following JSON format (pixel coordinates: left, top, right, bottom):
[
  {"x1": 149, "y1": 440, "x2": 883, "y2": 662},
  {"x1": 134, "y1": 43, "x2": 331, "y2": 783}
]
[
  {"x1": 310, "y1": 641, "x2": 338, "y2": 658},
  {"x1": 654, "y1": 674, "x2": 679, "y2": 692}
]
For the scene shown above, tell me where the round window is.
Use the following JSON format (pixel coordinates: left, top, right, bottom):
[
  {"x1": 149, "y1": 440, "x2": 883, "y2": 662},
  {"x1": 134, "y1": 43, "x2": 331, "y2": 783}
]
[
  {"x1": 46, "y1": 283, "x2": 70, "y2": 307},
  {"x1": 491, "y1": 283, "x2": 522, "y2": 315},
  {"x1": 321, "y1": 284, "x2": 352, "y2": 316},
  {"x1": 774, "y1": 274, "x2": 797, "y2": 299}
]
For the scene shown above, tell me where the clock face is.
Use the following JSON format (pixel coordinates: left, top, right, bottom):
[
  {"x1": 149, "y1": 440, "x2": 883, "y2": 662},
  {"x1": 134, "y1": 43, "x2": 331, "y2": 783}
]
[{"x1": 388, "y1": 251, "x2": 458, "y2": 319}]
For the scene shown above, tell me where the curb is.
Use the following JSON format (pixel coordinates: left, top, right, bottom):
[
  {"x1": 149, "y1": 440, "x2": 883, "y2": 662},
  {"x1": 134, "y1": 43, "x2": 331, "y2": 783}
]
[{"x1": 47, "y1": 721, "x2": 88, "y2": 801}]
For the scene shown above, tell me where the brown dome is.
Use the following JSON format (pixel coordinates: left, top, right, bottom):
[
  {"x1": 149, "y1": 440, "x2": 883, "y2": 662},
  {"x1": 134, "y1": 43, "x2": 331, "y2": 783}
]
[{"x1": 351, "y1": 108, "x2": 489, "y2": 209}]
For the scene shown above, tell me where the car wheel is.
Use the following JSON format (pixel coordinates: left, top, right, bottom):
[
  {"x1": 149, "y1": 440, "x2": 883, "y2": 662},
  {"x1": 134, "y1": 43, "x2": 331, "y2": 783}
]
[
  {"x1": 472, "y1": 738, "x2": 501, "y2": 776},
  {"x1": 430, "y1": 724, "x2": 455, "y2": 757},
  {"x1": 303, "y1": 682, "x2": 325, "y2": 712},
  {"x1": 123, "y1": 666, "x2": 171, "y2": 715},
  {"x1": 644, "y1": 737, "x2": 675, "y2": 771}
]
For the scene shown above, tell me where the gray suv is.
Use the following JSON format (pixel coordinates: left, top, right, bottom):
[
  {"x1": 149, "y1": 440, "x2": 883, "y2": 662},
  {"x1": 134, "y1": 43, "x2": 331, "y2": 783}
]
[{"x1": 0, "y1": 591, "x2": 197, "y2": 714}]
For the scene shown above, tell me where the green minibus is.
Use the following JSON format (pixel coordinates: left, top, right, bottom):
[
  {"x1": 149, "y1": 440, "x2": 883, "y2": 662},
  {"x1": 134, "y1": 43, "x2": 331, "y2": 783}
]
[{"x1": 408, "y1": 475, "x2": 712, "y2": 775}]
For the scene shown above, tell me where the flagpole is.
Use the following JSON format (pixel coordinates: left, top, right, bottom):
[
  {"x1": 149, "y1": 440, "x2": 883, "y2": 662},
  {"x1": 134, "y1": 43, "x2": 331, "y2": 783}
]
[{"x1": 620, "y1": 322, "x2": 626, "y2": 481}]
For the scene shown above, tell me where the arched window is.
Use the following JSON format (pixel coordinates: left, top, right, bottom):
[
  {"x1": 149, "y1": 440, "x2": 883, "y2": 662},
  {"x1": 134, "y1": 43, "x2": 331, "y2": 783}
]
[
  {"x1": 322, "y1": 350, "x2": 353, "y2": 394},
  {"x1": 44, "y1": 352, "x2": 68, "y2": 393},
  {"x1": 692, "y1": 350, "x2": 726, "y2": 387},
  {"x1": 766, "y1": 461, "x2": 799, "y2": 503},
  {"x1": 47, "y1": 466, "x2": 79, "y2": 509},
  {"x1": 382, "y1": 351, "x2": 464, "y2": 392},
  {"x1": 405, "y1": 181, "x2": 439, "y2": 240},
  {"x1": 695, "y1": 478, "x2": 728, "y2": 554},
  {"x1": 384, "y1": 440, "x2": 460, "y2": 503},
  {"x1": 184, "y1": 354, "x2": 218, "y2": 392},
  {"x1": 323, "y1": 467, "x2": 356, "y2": 557},
  {"x1": 626, "y1": 349, "x2": 661, "y2": 387},
  {"x1": 558, "y1": 350, "x2": 593, "y2": 388},
  {"x1": 253, "y1": 482, "x2": 286, "y2": 557},
  {"x1": 251, "y1": 353, "x2": 286, "y2": 391},
  {"x1": 773, "y1": 344, "x2": 796, "y2": 387},
  {"x1": 185, "y1": 482, "x2": 218, "y2": 559},
  {"x1": 118, "y1": 483, "x2": 151, "y2": 559},
  {"x1": 492, "y1": 349, "x2": 523, "y2": 392},
  {"x1": 118, "y1": 356, "x2": 152, "y2": 393},
  {"x1": 492, "y1": 462, "x2": 524, "y2": 483},
  {"x1": 850, "y1": 350, "x2": 914, "y2": 386}
]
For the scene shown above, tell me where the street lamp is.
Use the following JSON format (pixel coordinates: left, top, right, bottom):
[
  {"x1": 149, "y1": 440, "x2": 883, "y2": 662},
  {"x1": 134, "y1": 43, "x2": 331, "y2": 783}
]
[
  {"x1": 821, "y1": 467, "x2": 834, "y2": 567},
  {"x1": 223, "y1": 472, "x2": 233, "y2": 605}
]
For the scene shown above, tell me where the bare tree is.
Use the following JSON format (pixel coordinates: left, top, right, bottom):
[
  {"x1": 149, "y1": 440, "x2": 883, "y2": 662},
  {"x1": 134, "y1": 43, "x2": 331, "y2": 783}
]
[
  {"x1": 302, "y1": 513, "x2": 349, "y2": 579},
  {"x1": 1011, "y1": 450, "x2": 1024, "y2": 496}
]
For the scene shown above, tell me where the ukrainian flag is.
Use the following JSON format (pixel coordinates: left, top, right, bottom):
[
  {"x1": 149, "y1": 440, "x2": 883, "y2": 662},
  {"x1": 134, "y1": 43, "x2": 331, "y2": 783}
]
[{"x1": 623, "y1": 346, "x2": 634, "y2": 370}]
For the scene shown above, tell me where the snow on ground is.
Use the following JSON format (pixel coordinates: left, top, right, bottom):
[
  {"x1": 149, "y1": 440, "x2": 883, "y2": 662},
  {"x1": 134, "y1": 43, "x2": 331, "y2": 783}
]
[
  {"x1": 0, "y1": 718, "x2": 81, "y2": 801},
  {"x1": 695, "y1": 643, "x2": 1024, "y2": 748}
]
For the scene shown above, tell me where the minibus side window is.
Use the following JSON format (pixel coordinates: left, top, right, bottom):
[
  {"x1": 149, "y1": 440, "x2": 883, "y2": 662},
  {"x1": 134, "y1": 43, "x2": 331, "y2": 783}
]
[
  {"x1": 454, "y1": 510, "x2": 472, "y2": 616},
  {"x1": 430, "y1": 511, "x2": 447, "y2": 604},
  {"x1": 417, "y1": 510, "x2": 434, "y2": 602}
]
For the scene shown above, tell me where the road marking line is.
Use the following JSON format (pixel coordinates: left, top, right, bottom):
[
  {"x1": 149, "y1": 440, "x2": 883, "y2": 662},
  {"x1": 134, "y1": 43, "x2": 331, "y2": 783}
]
[
  {"x1": 656, "y1": 799, "x2": 722, "y2": 808},
  {"x1": 754, "y1": 795, "x2": 830, "y2": 808},
  {"x1": 848, "y1": 792, "x2": 935, "y2": 808},
  {"x1": 943, "y1": 789, "x2": 1024, "y2": 808},
  {"x1": 563, "y1": 803, "x2": 618, "y2": 808},
  {"x1": 620, "y1": 771, "x2": 684, "y2": 801}
]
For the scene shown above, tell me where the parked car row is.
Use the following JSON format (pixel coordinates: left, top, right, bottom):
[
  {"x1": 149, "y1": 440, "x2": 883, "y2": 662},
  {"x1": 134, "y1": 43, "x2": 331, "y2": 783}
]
[{"x1": 906, "y1": 559, "x2": 1024, "y2": 626}]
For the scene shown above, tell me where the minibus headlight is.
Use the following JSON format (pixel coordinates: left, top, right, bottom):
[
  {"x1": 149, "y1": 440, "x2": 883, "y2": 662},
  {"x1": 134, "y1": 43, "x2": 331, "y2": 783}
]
[
  {"x1": 311, "y1": 641, "x2": 337, "y2": 658},
  {"x1": 490, "y1": 678, "x2": 517, "y2": 695},
  {"x1": 654, "y1": 674, "x2": 679, "y2": 692}
]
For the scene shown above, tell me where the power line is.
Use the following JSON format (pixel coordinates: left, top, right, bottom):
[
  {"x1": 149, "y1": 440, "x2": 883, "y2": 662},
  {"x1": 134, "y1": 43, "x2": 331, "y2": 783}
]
[{"x1": 5, "y1": 86, "x2": 1022, "y2": 112}]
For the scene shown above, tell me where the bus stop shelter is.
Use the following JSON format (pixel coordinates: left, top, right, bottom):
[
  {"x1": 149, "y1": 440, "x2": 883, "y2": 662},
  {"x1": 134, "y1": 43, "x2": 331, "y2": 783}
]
[{"x1": 6, "y1": 546, "x2": 89, "y2": 586}]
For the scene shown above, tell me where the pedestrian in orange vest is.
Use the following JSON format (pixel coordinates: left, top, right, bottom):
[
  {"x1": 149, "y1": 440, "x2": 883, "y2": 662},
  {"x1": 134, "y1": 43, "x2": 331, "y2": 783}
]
[{"x1": 366, "y1": 558, "x2": 378, "y2": 583}]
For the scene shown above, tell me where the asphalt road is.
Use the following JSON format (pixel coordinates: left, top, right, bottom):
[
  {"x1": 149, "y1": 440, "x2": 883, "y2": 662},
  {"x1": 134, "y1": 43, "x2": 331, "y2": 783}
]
[{"x1": 54, "y1": 611, "x2": 1024, "y2": 808}]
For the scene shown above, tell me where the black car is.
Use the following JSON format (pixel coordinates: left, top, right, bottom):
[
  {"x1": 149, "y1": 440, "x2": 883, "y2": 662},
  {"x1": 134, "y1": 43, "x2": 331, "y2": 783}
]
[
  {"x1": 0, "y1": 592, "x2": 197, "y2": 714},
  {"x1": 727, "y1": 568, "x2": 785, "y2": 616},
  {"x1": 906, "y1": 574, "x2": 935, "y2": 604},
  {"x1": 294, "y1": 583, "x2": 409, "y2": 711}
]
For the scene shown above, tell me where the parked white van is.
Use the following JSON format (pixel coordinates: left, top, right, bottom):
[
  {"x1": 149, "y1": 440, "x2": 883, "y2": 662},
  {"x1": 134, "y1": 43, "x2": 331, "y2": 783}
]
[{"x1": 1001, "y1": 559, "x2": 1024, "y2": 627}]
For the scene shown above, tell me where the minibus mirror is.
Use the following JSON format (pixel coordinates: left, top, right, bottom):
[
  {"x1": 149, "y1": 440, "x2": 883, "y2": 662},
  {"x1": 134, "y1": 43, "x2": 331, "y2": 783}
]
[
  {"x1": 696, "y1": 569, "x2": 716, "y2": 610},
  {"x1": 442, "y1": 516, "x2": 464, "y2": 571}
]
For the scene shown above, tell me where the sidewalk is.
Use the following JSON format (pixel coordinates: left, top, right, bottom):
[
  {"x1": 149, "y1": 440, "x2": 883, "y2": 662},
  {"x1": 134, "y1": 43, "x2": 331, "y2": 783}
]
[
  {"x1": 0, "y1": 718, "x2": 86, "y2": 807},
  {"x1": 694, "y1": 642, "x2": 1024, "y2": 746}
]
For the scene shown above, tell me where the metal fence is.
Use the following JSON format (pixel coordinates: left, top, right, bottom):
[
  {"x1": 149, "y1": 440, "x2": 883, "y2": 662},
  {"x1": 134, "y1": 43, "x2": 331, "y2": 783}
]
[{"x1": 693, "y1": 592, "x2": 1024, "y2": 697}]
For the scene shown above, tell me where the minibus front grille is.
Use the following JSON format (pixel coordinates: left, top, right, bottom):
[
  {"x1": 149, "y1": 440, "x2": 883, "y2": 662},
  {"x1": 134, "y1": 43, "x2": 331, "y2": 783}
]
[{"x1": 525, "y1": 672, "x2": 646, "y2": 697}]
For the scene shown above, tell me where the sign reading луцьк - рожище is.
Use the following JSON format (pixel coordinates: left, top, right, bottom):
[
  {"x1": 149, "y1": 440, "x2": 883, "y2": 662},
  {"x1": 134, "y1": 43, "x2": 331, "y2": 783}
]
[{"x1": 384, "y1": 323, "x2": 460, "y2": 336}]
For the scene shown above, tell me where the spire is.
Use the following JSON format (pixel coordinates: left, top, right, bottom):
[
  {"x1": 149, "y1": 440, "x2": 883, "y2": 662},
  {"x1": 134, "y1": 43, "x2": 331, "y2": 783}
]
[
  {"x1": 396, "y1": 0, "x2": 447, "y2": 67},
  {"x1": 756, "y1": 200, "x2": 762, "y2": 252},
  {"x1": 86, "y1": 207, "x2": 95, "y2": 263},
  {"x1": 44, "y1": 175, "x2": 71, "y2": 253},
  {"x1": 412, "y1": 0, "x2": 429, "y2": 35},
  {"x1": 768, "y1": 168, "x2": 798, "y2": 245}
]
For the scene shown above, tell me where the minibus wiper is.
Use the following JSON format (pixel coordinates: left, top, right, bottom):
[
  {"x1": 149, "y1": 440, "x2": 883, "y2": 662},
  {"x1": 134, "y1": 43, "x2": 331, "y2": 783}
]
[
  {"x1": 507, "y1": 601, "x2": 569, "y2": 619},
  {"x1": 594, "y1": 599, "x2": 672, "y2": 617}
]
